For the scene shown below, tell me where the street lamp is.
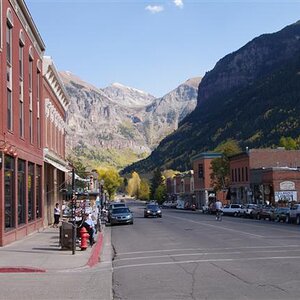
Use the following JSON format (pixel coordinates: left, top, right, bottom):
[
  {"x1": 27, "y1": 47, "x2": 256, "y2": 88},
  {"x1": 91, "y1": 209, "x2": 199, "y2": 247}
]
[{"x1": 100, "y1": 179, "x2": 104, "y2": 209}]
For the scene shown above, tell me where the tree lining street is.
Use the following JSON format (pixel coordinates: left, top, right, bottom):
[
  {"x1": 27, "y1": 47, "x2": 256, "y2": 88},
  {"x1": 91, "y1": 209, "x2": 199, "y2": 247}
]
[{"x1": 112, "y1": 202, "x2": 300, "y2": 300}]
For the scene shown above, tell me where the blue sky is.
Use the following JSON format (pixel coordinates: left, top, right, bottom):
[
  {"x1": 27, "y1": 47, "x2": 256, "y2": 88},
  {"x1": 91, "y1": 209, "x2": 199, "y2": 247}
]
[{"x1": 26, "y1": 0, "x2": 300, "y2": 97}]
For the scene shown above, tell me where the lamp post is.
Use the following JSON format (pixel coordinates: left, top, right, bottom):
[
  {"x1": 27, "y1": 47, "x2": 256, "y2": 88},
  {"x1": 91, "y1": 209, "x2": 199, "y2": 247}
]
[
  {"x1": 100, "y1": 179, "x2": 104, "y2": 210},
  {"x1": 71, "y1": 168, "x2": 76, "y2": 255}
]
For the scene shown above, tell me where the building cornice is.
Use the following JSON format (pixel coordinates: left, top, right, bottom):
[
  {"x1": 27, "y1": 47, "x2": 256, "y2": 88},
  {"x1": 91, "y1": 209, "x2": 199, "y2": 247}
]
[
  {"x1": 43, "y1": 56, "x2": 70, "y2": 112},
  {"x1": 9, "y1": 0, "x2": 45, "y2": 57},
  {"x1": 191, "y1": 152, "x2": 222, "y2": 162}
]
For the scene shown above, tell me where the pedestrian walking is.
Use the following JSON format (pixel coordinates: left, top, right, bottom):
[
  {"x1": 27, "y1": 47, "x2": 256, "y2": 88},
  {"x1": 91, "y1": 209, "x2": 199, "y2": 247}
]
[
  {"x1": 53, "y1": 203, "x2": 60, "y2": 228},
  {"x1": 215, "y1": 199, "x2": 223, "y2": 221}
]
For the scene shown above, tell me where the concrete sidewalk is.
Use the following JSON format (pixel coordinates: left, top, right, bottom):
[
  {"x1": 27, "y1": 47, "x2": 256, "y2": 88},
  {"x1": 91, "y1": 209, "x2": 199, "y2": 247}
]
[{"x1": 0, "y1": 226, "x2": 105, "y2": 273}]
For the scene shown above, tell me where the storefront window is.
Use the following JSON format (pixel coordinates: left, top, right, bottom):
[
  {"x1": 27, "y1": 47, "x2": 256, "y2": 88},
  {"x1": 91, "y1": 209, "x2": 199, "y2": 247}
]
[
  {"x1": 18, "y1": 159, "x2": 26, "y2": 225},
  {"x1": 4, "y1": 155, "x2": 15, "y2": 229},
  {"x1": 28, "y1": 162, "x2": 34, "y2": 222},
  {"x1": 36, "y1": 165, "x2": 42, "y2": 218}
]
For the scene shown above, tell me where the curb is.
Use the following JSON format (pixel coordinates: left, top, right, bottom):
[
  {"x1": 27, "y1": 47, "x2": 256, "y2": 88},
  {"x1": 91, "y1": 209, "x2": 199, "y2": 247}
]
[
  {"x1": 87, "y1": 232, "x2": 103, "y2": 267},
  {"x1": 0, "y1": 267, "x2": 46, "y2": 273}
]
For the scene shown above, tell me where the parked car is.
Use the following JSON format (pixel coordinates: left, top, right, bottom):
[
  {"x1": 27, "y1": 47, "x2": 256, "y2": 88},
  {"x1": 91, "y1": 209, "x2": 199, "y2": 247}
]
[
  {"x1": 144, "y1": 204, "x2": 162, "y2": 218},
  {"x1": 107, "y1": 203, "x2": 127, "y2": 221},
  {"x1": 108, "y1": 203, "x2": 127, "y2": 210},
  {"x1": 162, "y1": 201, "x2": 177, "y2": 208},
  {"x1": 109, "y1": 207, "x2": 133, "y2": 225},
  {"x1": 222, "y1": 204, "x2": 245, "y2": 217},
  {"x1": 270, "y1": 207, "x2": 289, "y2": 222},
  {"x1": 286, "y1": 204, "x2": 300, "y2": 224},
  {"x1": 255, "y1": 206, "x2": 275, "y2": 220},
  {"x1": 244, "y1": 204, "x2": 259, "y2": 218}
]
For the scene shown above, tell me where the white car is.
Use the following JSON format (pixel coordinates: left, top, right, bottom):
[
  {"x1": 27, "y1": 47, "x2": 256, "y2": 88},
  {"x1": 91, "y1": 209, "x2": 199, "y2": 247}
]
[
  {"x1": 244, "y1": 204, "x2": 258, "y2": 218},
  {"x1": 222, "y1": 204, "x2": 245, "y2": 217}
]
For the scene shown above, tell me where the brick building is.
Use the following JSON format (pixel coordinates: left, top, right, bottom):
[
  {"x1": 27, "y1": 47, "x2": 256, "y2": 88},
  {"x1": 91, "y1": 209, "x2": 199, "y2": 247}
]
[
  {"x1": 0, "y1": 0, "x2": 46, "y2": 246},
  {"x1": 166, "y1": 171, "x2": 194, "y2": 208},
  {"x1": 229, "y1": 149, "x2": 300, "y2": 205},
  {"x1": 191, "y1": 152, "x2": 223, "y2": 208},
  {"x1": 43, "y1": 56, "x2": 70, "y2": 227}
]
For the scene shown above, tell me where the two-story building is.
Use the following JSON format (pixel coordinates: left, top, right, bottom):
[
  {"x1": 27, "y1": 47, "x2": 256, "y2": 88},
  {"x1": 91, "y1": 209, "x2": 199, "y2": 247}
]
[
  {"x1": 229, "y1": 148, "x2": 300, "y2": 205},
  {"x1": 191, "y1": 152, "x2": 223, "y2": 208}
]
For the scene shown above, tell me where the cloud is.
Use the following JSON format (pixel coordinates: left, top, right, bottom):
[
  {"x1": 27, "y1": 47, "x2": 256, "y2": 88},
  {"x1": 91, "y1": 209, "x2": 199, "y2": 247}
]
[
  {"x1": 145, "y1": 5, "x2": 164, "y2": 14},
  {"x1": 173, "y1": 0, "x2": 184, "y2": 8}
]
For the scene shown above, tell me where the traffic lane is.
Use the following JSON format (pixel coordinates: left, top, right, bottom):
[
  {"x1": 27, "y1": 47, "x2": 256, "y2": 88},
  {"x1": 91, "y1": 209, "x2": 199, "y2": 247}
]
[
  {"x1": 112, "y1": 206, "x2": 300, "y2": 299},
  {"x1": 113, "y1": 205, "x2": 300, "y2": 260},
  {"x1": 164, "y1": 209, "x2": 300, "y2": 244},
  {"x1": 113, "y1": 256, "x2": 298, "y2": 300}
]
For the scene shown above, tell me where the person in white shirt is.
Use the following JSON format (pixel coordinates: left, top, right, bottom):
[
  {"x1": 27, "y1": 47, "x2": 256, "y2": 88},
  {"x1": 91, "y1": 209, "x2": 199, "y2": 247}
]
[
  {"x1": 215, "y1": 200, "x2": 223, "y2": 211},
  {"x1": 53, "y1": 203, "x2": 60, "y2": 228},
  {"x1": 215, "y1": 200, "x2": 223, "y2": 220}
]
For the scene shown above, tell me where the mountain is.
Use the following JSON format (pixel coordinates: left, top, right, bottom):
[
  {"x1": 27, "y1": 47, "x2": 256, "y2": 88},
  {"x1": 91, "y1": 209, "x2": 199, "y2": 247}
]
[
  {"x1": 102, "y1": 82, "x2": 155, "y2": 108},
  {"x1": 142, "y1": 77, "x2": 201, "y2": 147},
  {"x1": 123, "y1": 20, "x2": 300, "y2": 174},
  {"x1": 60, "y1": 72, "x2": 200, "y2": 169}
]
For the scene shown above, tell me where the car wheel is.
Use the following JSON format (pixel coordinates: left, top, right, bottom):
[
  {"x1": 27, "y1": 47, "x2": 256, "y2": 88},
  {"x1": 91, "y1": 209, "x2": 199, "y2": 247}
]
[
  {"x1": 296, "y1": 216, "x2": 300, "y2": 225},
  {"x1": 234, "y1": 212, "x2": 238, "y2": 217},
  {"x1": 256, "y1": 213, "x2": 260, "y2": 220},
  {"x1": 286, "y1": 215, "x2": 290, "y2": 223},
  {"x1": 275, "y1": 216, "x2": 280, "y2": 222},
  {"x1": 144, "y1": 215, "x2": 147, "y2": 218}
]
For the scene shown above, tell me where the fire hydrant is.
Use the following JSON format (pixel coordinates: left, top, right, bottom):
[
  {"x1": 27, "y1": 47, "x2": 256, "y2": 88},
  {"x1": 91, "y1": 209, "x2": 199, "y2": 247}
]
[{"x1": 80, "y1": 227, "x2": 90, "y2": 251}]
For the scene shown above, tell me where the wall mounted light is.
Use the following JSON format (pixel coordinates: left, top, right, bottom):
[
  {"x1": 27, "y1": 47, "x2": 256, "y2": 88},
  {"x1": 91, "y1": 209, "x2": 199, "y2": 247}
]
[{"x1": 0, "y1": 139, "x2": 18, "y2": 158}]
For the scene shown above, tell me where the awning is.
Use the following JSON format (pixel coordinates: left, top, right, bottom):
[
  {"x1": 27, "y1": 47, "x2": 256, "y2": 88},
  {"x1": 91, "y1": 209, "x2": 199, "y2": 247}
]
[
  {"x1": 75, "y1": 174, "x2": 90, "y2": 182},
  {"x1": 44, "y1": 157, "x2": 70, "y2": 173}
]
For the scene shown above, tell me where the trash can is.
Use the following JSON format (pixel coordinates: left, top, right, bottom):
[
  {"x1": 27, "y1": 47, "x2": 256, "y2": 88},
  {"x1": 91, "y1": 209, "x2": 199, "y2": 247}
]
[{"x1": 59, "y1": 221, "x2": 74, "y2": 250}]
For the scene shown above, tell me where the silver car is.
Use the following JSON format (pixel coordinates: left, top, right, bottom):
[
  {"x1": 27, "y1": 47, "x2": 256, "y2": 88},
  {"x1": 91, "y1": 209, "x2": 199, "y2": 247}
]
[{"x1": 109, "y1": 207, "x2": 133, "y2": 225}]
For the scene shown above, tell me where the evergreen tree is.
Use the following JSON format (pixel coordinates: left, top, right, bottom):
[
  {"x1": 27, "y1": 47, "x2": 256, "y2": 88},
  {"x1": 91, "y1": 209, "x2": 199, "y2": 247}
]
[{"x1": 150, "y1": 169, "x2": 164, "y2": 200}]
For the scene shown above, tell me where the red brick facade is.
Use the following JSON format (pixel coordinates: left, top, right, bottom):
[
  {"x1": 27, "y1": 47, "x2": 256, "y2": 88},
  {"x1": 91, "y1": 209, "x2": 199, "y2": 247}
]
[
  {"x1": 0, "y1": 0, "x2": 46, "y2": 246},
  {"x1": 191, "y1": 153, "x2": 222, "y2": 207},
  {"x1": 229, "y1": 149, "x2": 300, "y2": 205},
  {"x1": 42, "y1": 57, "x2": 69, "y2": 227}
]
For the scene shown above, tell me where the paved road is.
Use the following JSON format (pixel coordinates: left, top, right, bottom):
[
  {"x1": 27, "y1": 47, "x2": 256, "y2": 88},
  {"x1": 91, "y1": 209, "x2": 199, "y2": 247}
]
[{"x1": 112, "y1": 202, "x2": 300, "y2": 300}]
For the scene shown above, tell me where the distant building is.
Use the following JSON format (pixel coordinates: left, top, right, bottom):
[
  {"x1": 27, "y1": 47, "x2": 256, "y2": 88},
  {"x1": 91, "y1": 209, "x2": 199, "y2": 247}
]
[
  {"x1": 191, "y1": 152, "x2": 223, "y2": 208},
  {"x1": 229, "y1": 148, "x2": 300, "y2": 205},
  {"x1": 0, "y1": 0, "x2": 45, "y2": 246},
  {"x1": 172, "y1": 171, "x2": 195, "y2": 209},
  {"x1": 250, "y1": 167, "x2": 300, "y2": 206}
]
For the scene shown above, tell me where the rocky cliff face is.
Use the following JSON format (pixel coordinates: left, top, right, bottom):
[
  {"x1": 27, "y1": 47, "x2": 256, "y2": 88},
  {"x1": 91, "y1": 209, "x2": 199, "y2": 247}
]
[
  {"x1": 197, "y1": 21, "x2": 300, "y2": 104},
  {"x1": 60, "y1": 71, "x2": 200, "y2": 169},
  {"x1": 123, "y1": 20, "x2": 300, "y2": 174},
  {"x1": 143, "y1": 77, "x2": 200, "y2": 147}
]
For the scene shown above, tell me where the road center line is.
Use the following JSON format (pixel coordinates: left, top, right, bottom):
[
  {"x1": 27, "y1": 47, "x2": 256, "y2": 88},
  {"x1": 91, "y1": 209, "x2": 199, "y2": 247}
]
[
  {"x1": 113, "y1": 255, "x2": 300, "y2": 270},
  {"x1": 114, "y1": 248, "x2": 300, "y2": 262},
  {"x1": 117, "y1": 244, "x2": 300, "y2": 256}
]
